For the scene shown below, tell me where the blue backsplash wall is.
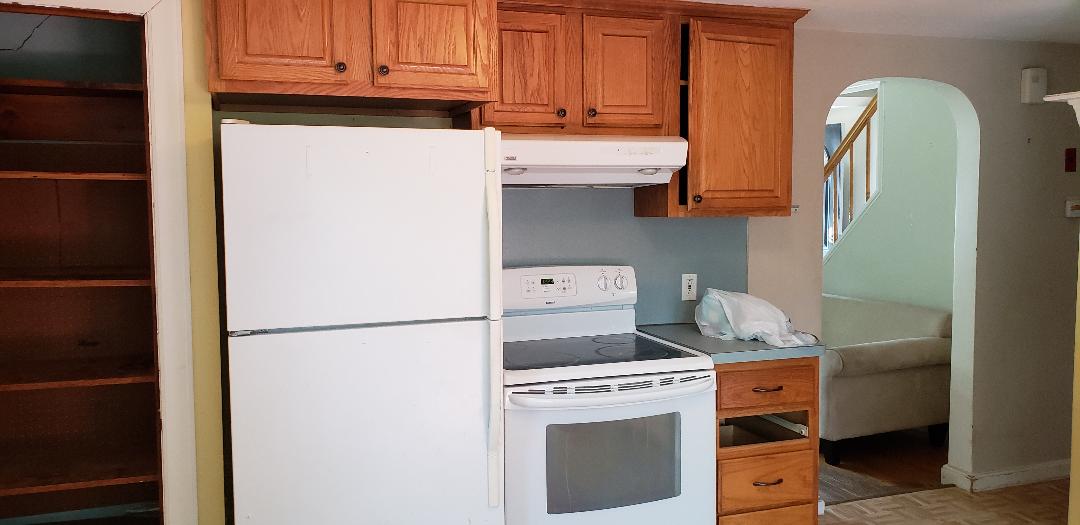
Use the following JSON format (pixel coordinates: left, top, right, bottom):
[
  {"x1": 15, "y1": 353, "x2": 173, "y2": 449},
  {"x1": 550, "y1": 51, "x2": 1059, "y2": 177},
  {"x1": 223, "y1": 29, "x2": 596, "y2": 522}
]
[{"x1": 502, "y1": 189, "x2": 748, "y2": 325}]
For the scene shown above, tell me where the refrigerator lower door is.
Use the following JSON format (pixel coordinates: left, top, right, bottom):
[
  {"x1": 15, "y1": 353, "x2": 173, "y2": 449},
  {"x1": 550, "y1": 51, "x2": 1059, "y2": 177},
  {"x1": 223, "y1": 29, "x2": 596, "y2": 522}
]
[
  {"x1": 228, "y1": 321, "x2": 503, "y2": 525},
  {"x1": 221, "y1": 124, "x2": 493, "y2": 332}
]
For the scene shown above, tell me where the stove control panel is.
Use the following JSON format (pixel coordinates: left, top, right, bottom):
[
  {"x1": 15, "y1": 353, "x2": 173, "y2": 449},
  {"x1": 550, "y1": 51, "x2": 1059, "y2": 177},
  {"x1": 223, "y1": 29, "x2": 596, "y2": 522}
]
[
  {"x1": 504, "y1": 265, "x2": 636, "y2": 311},
  {"x1": 520, "y1": 273, "x2": 577, "y2": 299}
]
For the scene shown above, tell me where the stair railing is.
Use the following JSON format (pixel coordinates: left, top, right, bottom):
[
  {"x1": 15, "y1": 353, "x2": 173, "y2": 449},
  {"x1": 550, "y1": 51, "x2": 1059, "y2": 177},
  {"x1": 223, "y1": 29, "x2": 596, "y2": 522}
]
[{"x1": 824, "y1": 95, "x2": 878, "y2": 247}]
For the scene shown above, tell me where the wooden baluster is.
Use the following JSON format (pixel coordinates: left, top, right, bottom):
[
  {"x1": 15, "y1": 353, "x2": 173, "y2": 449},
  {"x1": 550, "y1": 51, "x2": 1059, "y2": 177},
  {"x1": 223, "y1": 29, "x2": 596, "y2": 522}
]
[
  {"x1": 847, "y1": 146, "x2": 854, "y2": 222},
  {"x1": 832, "y1": 170, "x2": 839, "y2": 243},
  {"x1": 865, "y1": 120, "x2": 872, "y2": 201}
]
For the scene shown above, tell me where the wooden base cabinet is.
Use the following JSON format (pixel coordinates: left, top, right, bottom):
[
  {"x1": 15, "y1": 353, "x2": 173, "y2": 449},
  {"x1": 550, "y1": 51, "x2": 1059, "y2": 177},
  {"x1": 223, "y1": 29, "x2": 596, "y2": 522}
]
[
  {"x1": 719, "y1": 504, "x2": 818, "y2": 525},
  {"x1": 715, "y1": 358, "x2": 819, "y2": 524}
]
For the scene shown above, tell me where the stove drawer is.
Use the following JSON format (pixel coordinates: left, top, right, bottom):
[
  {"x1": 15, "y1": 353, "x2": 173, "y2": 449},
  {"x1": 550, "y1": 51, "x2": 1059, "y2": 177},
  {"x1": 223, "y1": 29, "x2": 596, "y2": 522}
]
[
  {"x1": 718, "y1": 365, "x2": 815, "y2": 410},
  {"x1": 718, "y1": 450, "x2": 815, "y2": 514}
]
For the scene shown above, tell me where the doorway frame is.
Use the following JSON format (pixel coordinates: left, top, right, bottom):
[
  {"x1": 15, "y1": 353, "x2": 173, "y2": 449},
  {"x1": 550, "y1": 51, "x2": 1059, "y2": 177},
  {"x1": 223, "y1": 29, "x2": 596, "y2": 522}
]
[
  {"x1": 809, "y1": 76, "x2": 982, "y2": 490},
  {"x1": 6, "y1": 0, "x2": 197, "y2": 521}
]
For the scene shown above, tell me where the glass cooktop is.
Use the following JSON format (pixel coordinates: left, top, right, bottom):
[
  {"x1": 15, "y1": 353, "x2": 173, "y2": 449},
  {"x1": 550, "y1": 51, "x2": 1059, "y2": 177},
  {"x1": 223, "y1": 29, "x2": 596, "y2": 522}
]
[{"x1": 503, "y1": 333, "x2": 698, "y2": 371}]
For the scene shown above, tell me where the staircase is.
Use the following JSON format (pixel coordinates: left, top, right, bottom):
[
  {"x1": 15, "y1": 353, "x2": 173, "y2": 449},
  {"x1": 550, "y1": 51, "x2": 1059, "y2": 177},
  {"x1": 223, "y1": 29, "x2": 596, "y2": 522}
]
[{"x1": 824, "y1": 94, "x2": 878, "y2": 253}]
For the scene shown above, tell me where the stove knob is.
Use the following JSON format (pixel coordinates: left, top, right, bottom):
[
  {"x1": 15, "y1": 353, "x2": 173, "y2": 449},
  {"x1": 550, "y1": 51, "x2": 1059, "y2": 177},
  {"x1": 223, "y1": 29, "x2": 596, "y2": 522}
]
[
  {"x1": 613, "y1": 274, "x2": 628, "y2": 290},
  {"x1": 596, "y1": 275, "x2": 609, "y2": 291}
]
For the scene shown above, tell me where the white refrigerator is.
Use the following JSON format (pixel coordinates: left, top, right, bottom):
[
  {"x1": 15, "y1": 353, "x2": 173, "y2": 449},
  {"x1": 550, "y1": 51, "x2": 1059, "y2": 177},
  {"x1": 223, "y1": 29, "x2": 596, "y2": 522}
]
[{"x1": 220, "y1": 123, "x2": 504, "y2": 524}]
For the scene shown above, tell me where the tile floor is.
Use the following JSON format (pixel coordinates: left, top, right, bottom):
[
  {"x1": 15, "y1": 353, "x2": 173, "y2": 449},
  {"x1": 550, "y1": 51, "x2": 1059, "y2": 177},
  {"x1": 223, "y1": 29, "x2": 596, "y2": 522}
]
[{"x1": 821, "y1": 478, "x2": 1069, "y2": 524}]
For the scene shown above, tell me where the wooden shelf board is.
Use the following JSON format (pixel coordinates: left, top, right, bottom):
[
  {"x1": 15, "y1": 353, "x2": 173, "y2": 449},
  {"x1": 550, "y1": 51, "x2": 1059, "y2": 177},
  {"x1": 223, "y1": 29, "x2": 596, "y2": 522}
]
[
  {"x1": 0, "y1": 140, "x2": 147, "y2": 146},
  {"x1": 0, "y1": 78, "x2": 144, "y2": 98},
  {"x1": 0, "y1": 171, "x2": 147, "y2": 181},
  {"x1": 0, "y1": 438, "x2": 159, "y2": 498},
  {"x1": 0, "y1": 474, "x2": 160, "y2": 498},
  {"x1": 0, "y1": 268, "x2": 151, "y2": 288},
  {"x1": 0, "y1": 279, "x2": 151, "y2": 288},
  {"x1": 0, "y1": 358, "x2": 155, "y2": 392}
]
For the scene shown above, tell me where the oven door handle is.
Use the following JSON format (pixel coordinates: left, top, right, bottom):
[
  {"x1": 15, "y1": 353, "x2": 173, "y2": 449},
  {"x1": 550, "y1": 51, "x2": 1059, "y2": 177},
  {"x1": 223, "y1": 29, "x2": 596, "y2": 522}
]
[{"x1": 506, "y1": 376, "x2": 715, "y2": 410}]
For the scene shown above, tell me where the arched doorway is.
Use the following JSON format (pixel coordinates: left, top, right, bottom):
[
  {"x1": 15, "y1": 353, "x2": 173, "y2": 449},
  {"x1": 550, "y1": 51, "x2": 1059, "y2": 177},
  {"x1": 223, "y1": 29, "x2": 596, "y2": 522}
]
[{"x1": 815, "y1": 77, "x2": 980, "y2": 503}]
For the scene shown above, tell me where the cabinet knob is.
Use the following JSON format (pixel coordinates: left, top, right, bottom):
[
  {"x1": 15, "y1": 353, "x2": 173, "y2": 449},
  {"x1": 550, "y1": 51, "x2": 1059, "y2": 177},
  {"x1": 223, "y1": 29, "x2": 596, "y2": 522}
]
[
  {"x1": 693, "y1": 195, "x2": 703, "y2": 203},
  {"x1": 377, "y1": 65, "x2": 390, "y2": 76},
  {"x1": 556, "y1": 108, "x2": 567, "y2": 118},
  {"x1": 587, "y1": 108, "x2": 598, "y2": 118},
  {"x1": 335, "y1": 62, "x2": 347, "y2": 73}
]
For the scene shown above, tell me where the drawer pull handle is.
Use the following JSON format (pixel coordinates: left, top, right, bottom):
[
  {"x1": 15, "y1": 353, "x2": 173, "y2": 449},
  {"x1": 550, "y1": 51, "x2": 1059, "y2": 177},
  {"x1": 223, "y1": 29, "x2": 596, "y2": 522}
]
[
  {"x1": 751, "y1": 386, "x2": 784, "y2": 393},
  {"x1": 753, "y1": 478, "x2": 784, "y2": 487}
]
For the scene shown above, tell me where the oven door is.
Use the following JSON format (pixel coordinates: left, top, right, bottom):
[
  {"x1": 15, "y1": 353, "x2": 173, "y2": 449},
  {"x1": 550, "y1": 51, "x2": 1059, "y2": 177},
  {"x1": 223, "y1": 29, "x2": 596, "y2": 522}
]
[{"x1": 504, "y1": 372, "x2": 716, "y2": 525}]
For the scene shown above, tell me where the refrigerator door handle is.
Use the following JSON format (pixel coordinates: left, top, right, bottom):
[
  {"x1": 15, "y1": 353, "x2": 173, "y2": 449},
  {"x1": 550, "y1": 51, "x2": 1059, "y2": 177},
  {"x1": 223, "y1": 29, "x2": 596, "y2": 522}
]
[
  {"x1": 487, "y1": 320, "x2": 504, "y2": 508},
  {"x1": 484, "y1": 127, "x2": 503, "y2": 321}
]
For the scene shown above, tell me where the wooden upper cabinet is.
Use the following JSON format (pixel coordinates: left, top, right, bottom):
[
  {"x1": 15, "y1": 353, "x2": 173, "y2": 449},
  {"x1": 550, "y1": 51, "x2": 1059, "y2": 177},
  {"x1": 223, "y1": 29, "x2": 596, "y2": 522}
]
[
  {"x1": 371, "y1": 0, "x2": 495, "y2": 89},
  {"x1": 214, "y1": 0, "x2": 367, "y2": 84},
  {"x1": 582, "y1": 15, "x2": 668, "y2": 128},
  {"x1": 481, "y1": 10, "x2": 576, "y2": 127},
  {"x1": 687, "y1": 20, "x2": 792, "y2": 214}
]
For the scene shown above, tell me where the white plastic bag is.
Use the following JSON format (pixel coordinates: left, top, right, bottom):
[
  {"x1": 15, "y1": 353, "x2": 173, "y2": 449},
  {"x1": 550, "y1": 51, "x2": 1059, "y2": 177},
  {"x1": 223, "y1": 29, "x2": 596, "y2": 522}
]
[
  {"x1": 694, "y1": 290, "x2": 737, "y2": 340},
  {"x1": 694, "y1": 289, "x2": 818, "y2": 348}
]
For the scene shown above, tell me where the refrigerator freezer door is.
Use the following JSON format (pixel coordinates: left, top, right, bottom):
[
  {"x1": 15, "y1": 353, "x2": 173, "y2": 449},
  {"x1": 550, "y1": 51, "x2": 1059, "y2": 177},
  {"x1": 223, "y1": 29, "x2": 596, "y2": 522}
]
[
  {"x1": 229, "y1": 321, "x2": 502, "y2": 524},
  {"x1": 221, "y1": 124, "x2": 492, "y2": 332}
]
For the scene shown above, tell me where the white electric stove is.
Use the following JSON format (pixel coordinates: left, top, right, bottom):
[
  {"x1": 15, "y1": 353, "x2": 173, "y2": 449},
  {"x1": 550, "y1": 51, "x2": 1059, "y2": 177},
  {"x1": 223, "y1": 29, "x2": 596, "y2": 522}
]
[{"x1": 502, "y1": 265, "x2": 717, "y2": 525}]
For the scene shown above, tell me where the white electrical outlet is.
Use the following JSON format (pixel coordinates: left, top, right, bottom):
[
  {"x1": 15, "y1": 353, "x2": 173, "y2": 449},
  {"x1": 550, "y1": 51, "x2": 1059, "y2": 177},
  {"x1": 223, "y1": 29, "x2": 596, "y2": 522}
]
[{"x1": 681, "y1": 274, "x2": 698, "y2": 301}]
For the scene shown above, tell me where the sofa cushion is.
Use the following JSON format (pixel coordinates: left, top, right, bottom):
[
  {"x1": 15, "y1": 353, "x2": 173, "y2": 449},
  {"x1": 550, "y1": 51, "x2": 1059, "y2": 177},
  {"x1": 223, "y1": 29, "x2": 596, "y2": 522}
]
[
  {"x1": 822, "y1": 337, "x2": 951, "y2": 377},
  {"x1": 822, "y1": 294, "x2": 952, "y2": 347}
]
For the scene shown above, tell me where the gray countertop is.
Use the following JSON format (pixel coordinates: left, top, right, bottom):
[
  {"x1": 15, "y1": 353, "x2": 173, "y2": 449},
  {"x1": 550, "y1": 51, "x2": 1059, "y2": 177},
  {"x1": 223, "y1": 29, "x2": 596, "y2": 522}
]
[{"x1": 637, "y1": 323, "x2": 824, "y2": 364}]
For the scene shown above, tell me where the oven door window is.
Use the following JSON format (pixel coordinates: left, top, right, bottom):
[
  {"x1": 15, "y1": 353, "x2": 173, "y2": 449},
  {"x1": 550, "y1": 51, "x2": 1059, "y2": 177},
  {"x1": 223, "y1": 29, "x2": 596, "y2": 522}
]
[{"x1": 545, "y1": 413, "x2": 681, "y2": 514}]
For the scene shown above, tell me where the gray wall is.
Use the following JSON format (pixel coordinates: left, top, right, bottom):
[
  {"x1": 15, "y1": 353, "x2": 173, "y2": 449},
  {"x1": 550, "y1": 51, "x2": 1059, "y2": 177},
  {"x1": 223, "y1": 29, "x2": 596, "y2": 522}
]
[
  {"x1": 0, "y1": 12, "x2": 142, "y2": 83},
  {"x1": 503, "y1": 188, "x2": 747, "y2": 325},
  {"x1": 746, "y1": 28, "x2": 1080, "y2": 484}
]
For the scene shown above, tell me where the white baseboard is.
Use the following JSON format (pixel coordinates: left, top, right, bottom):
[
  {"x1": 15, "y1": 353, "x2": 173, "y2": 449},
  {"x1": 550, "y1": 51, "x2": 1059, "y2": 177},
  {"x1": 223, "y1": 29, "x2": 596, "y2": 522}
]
[{"x1": 941, "y1": 459, "x2": 1070, "y2": 492}]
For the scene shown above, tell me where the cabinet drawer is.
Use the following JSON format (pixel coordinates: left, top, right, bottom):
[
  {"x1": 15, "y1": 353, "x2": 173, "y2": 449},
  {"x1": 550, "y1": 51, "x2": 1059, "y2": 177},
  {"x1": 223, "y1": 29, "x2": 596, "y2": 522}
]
[
  {"x1": 718, "y1": 365, "x2": 814, "y2": 410},
  {"x1": 718, "y1": 450, "x2": 815, "y2": 514},
  {"x1": 718, "y1": 503, "x2": 816, "y2": 524}
]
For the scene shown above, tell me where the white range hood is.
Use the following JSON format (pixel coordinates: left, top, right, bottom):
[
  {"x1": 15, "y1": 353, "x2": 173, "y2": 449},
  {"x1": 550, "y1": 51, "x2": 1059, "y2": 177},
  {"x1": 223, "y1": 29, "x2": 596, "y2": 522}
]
[
  {"x1": 500, "y1": 134, "x2": 688, "y2": 187},
  {"x1": 1046, "y1": 91, "x2": 1080, "y2": 127}
]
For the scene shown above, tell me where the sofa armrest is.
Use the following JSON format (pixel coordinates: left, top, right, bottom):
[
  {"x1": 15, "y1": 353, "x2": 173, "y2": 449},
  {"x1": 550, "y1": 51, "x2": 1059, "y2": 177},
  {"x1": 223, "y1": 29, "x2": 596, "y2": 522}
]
[{"x1": 822, "y1": 337, "x2": 951, "y2": 377}]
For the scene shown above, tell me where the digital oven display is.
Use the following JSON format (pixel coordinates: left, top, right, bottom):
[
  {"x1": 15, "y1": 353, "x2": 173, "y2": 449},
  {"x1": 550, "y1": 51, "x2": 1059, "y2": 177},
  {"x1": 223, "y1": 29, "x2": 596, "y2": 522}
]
[{"x1": 540, "y1": 278, "x2": 555, "y2": 285}]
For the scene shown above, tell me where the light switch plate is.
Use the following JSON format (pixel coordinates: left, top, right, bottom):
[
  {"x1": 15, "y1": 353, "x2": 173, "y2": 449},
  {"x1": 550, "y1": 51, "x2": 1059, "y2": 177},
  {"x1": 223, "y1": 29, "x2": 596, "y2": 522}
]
[{"x1": 681, "y1": 274, "x2": 698, "y2": 301}]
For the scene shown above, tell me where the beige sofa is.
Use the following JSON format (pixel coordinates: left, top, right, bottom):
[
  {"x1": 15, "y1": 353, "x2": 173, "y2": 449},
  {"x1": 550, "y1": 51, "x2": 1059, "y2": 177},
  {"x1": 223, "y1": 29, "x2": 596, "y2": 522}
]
[{"x1": 819, "y1": 294, "x2": 952, "y2": 464}]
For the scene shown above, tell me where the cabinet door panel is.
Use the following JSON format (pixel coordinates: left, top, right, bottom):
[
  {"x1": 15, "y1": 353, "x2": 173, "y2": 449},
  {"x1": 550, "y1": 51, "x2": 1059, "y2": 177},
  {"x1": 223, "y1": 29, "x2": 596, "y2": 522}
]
[
  {"x1": 481, "y1": 10, "x2": 575, "y2": 127},
  {"x1": 582, "y1": 16, "x2": 667, "y2": 127},
  {"x1": 215, "y1": 0, "x2": 366, "y2": 84},
  {"x1": 688, "y1": 20, "x2": 791, "y2": 213},
  {"x1": 372, "y1": 0, "x2": 495, "y2": 89}
]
